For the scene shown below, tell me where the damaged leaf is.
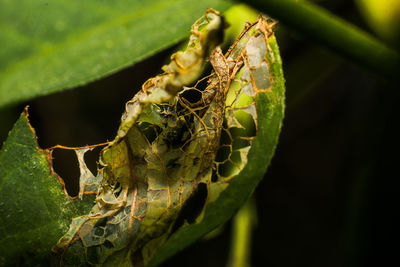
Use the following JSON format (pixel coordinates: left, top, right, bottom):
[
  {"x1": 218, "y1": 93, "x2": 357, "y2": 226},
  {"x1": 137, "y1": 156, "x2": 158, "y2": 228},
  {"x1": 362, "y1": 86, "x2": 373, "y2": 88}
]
[
  {"x1": 53, "y1": 9, "x2": 285, "y2": 266},
  {"x1": 0, "y1": 8, "x2": 285, "y2": 266},
  {"x1": 53, "y1": 10, "x2": 229, "y2": 266},
  {"x1": 0, "y1": 111, "x2": 95, "y2": 265},
  {"x1": 150, "y1": 21, "x2": 285, "y2": 266}
]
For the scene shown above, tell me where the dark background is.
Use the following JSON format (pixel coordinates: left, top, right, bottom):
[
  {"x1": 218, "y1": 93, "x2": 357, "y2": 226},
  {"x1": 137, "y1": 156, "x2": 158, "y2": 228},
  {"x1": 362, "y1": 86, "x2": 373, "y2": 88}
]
[{"x1": 1, "y1": 0, "x2": 398, "y2": 266}]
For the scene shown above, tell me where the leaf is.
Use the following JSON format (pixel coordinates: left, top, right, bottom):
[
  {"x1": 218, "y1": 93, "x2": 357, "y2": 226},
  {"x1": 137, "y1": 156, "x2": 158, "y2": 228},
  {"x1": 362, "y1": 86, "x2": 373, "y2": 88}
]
[
  {"x1": 0, "y1": 111, "x2": 95, "y2": 265},
  {"x1": 53, "y1": 10, "x2": 285, "y2": 266},
  {"x1": 0, "y1": 0, "x2": 232, "y2": 108},
  {"x1": 149, "y1": 18, "x2": 285, "y2": 267},
  {"x1": 53, "y1": 10, "x2": 228, "y2": 266}
]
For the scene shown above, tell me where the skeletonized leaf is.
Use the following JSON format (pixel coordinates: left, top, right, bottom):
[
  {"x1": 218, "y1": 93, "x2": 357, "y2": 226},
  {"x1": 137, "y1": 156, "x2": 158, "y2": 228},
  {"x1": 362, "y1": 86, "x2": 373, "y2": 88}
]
[
  {"x1": 53, "y1": 10, "x2": 228, "y2": 266},
  {"x1": 1, "y1": 7, "x2": 284, "y2": 267},
  {"x1": 54, "y1": 10, "x2": 285, "y2": 266},
  {"x1": 149, "y1": 18, "x2": 285, "y2": 267}
]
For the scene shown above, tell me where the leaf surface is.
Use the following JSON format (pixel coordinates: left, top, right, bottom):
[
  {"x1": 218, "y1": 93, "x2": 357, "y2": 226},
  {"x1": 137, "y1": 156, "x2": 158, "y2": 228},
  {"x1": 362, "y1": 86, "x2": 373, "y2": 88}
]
[
  {"x1": 53, "y1": 10, "x2": 229, "y2": 265},
  {"x1": 149, "y1": 23, "x2": 285, "y2": 267},
  {"x1": 0, "y1": 0, "x2": 232, "y2": 108},
  {"x1": 53, "y1": 13, "x2": 285, "y2": 266},
  {"x1": 0, "y1": 10, "x2": 285, "y2": 266},
  {"x1": 0, "y1": 112, "x2": 94, "y2": 265}
]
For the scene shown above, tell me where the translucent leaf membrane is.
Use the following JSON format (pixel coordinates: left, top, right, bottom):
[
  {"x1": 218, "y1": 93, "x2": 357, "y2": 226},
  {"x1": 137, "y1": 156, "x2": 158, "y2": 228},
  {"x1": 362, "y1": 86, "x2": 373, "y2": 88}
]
[
  {"x1": 150, "y1": 18, "x2": 284, "y2": 267},
  {"x1": 53, "y1": 11, "x2": 284, "y2": 267},
  {"x1": 53, "y1": 9, "x2": 228, "y2": 266},
  {"x1": 114, "y1": 9, "x2": 226, "y2": 144},
  {"x1": 0, "y1": 8, "x2": 285, "y2": 267},
  {"x1": 48, "y1": 145, "x2": 107, "y2": 199},
  {"x1": 208, "y1": 18, "x2": 273, "y2": 204}
]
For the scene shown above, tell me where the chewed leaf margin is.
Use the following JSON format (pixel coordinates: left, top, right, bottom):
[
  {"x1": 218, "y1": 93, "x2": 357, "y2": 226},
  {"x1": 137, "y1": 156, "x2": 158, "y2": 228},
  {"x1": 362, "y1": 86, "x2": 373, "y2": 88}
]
[
  {"x1": 0, "y1": 108, "x2": 96, "y2": 265},
  {"x1": 0, "y1": 9, "x2": 285, "y2": 267},
  {"x1": 52, "y1": 9, "x2": 229, "y2": 266},
  {"x1": 47, "y1": 143, "x2": 109, "y2": 199}
]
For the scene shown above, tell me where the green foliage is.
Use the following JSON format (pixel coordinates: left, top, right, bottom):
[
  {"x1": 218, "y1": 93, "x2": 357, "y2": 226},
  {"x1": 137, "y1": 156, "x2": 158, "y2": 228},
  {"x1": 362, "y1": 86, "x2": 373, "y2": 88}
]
[
  {"x1": 0, "y1": 9, "x2": 285, "y2": 265},
  {"x1": 0, "y1": 0, "x2": 231, "y2": 108},
  {"x1": 0, "y1": 112, "x2": 94, "y2": 265},
  {"x1": 53, "y1": 11, "x2": 229, "y2": 265},
  {"x1": 0, "y1": 0, "x2": 398, "y2": 266},
  {"x1": 149, "y1": 33, "x2": 285, "y2": 266}
]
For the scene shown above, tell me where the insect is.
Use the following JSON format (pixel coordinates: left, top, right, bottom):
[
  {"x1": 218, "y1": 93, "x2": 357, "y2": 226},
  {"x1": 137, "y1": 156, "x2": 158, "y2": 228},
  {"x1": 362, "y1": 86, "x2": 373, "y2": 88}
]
[{"x1": 52, "y1": 9, "x2": 284, "y2": 266}]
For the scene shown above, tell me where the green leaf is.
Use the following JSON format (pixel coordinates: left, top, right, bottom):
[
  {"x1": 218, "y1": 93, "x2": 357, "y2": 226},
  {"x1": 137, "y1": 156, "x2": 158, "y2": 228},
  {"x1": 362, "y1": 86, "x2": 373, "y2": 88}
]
[
  {"x1": 52, "y1": 10, "x2": 229, "y2": 265},
  {"x1": 149, "y1": 23, "x2": 285, "y2": 266},
  {"x1": 0, "y1": 0, "x2": 232, "y2": 108},
  {"x1": 50, "y1": 13, "x2": 284, "y2": 266},
  {"x1": 0, "y1": 111, "x2": 94, "y2": 265},
  {"x1": 5, "y1": 10, "x2": 283, "y2": 266}
]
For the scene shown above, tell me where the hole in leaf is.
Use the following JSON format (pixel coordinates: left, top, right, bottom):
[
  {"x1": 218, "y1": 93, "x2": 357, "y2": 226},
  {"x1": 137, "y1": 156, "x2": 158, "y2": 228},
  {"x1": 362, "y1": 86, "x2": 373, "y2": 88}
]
[
  {"x1": 113, "y1": 182, "x2": 122, "y2": 198},
  {"x1": 220, "y1": 128, "x2": 232, "y2": 146},
  {"x1": 230, "y1": 151, "x2": 242, "y2": 165},
  {"x1": 215, "y1": 145, "x2": 231, "y2": 163},
  {"x1": 139, "y1": 123, "x2": 161, "y2": 143},
  {"x1": 211, "y1": 169, "x2": 218, "y2": 182},
  {"x1": 233, "y1": 110, "x2": 256, "y2": 137},
  {"x1": 218, "y1": 160, "x2": 239, "y2": 178},
  {"x1": 172, "y1": 183, "x2": 208, "y2": 232},
  {"x1": 193, "y1": 73, "x2": 210, "y2": 91},
  {"x1": 229, "y1": 127, "x2": 247, "y2": 139},
  {"x1": 83, "y1": 146, "x2": 101, "y2": 176},
  {"x1": 232, "y1": 138, "x2": 250, "y2": 150},
  {"x1": 180, "y1": 89, "x2": 202, "y2": 104},
  {"x1": 52, "y1": 149, "x2": 80, "y2": 197},
  {"x1": 94, "y1": 218, "x2": 107, "y2": 231}
]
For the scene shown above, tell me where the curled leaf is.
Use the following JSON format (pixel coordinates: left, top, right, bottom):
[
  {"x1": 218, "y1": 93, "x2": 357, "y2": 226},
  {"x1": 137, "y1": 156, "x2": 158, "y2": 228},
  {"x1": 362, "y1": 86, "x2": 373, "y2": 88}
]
[
  {"x1": 53, "y1": 10, "x2": 285, "y2": 267},
  {"x1": 149, "y1": 17, "x2": 285, "y2": 267},
  {"x1": 115, "y1": 9, "x2": 226, "y2": 143},
  {"x1": 54, "y1": 9, "x2": 228, "y2": 266}
]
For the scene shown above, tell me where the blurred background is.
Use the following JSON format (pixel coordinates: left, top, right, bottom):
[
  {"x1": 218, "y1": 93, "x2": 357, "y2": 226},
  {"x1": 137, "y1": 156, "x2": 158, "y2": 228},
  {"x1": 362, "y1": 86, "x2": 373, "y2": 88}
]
[{"x1": 1, "y1": 0, "x2": 399, "y2": 266}]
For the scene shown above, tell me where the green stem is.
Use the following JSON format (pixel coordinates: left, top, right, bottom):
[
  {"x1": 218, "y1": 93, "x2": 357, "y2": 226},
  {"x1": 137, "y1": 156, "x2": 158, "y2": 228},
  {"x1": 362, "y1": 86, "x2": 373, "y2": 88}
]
[
  {"x1": 244, "y1": 0, "x2": 400, "y2": 79},
  {"x1": 228, "y1": 198, "x2": 257, "y2": 267}
]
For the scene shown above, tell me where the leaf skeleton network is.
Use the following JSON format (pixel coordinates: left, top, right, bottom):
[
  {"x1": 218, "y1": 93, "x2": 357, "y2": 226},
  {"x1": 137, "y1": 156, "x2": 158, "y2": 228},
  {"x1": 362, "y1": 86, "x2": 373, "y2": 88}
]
[{"x1": 46, "y1": 8, "x2": 282, "y2": 266}]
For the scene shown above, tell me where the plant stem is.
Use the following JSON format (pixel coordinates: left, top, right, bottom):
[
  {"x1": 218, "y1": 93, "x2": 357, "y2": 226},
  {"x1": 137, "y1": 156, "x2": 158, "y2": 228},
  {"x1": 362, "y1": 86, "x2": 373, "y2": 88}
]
[
  {"x1": 244, "y1": 0, "x2": 400, "y2": 79},
  {"x1": 228, "y1": 197, "x2": 257, "y2": 267}
]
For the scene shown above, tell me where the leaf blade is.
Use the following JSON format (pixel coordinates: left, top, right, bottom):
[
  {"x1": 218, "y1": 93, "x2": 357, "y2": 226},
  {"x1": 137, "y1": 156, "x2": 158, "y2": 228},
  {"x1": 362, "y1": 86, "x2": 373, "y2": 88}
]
[
  {"x1": 0, "y1": 0, "x2": 232, "y2": 108},
  {"x1": 0, "y1": 112, "x2": 94, "y2": 265},
  {"x1": 149, "y1": 32, "x2": 285, "y2": 267}
]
